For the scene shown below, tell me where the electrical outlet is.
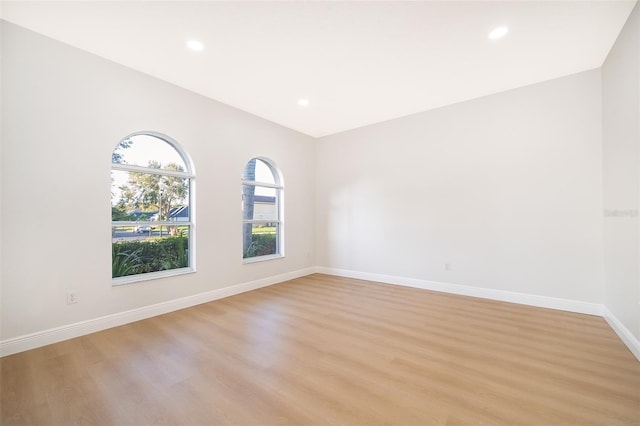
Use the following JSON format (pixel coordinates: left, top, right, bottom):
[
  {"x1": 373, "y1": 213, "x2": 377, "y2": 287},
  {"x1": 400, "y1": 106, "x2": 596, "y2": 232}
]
[
  {"x1": 445, "y1": 263, "x2": 451, "y2": 271},
  {"x1": 67, "y1": 290, "x2": 77, "y2": 304}
]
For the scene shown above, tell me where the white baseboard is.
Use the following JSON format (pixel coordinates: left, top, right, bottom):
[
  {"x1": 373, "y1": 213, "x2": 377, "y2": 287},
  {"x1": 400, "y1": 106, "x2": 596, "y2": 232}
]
[
  {"x1": 315, "y1": 267, "x2": 640, "y2": 362},
  {"x1": 315, "y1": 267, "x2": 604, "y2": 315},
  {"x1": 602, "y1": 307, "x2": 640, "y2": 362},
  {"x1": 3, "y1": 266, "x2": 639, "y2": 363},
  {"x1": 0, "y1": 267, "x2": 315, "y2": 357}
]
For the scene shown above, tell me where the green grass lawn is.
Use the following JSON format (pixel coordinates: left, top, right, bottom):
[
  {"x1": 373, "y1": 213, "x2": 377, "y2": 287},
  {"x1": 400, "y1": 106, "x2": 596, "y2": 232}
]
[{"x1": 252, "y1": 226, "x2": 276, "y2": 234}]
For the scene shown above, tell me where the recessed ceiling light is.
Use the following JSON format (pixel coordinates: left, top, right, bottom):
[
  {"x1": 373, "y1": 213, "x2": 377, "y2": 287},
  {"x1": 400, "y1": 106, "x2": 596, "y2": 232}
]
[
  {"x1": 186, "y1": 40, "x2": 204, "y2": 51},
  {"x1": 488, "y1": 26, "x2": 509, "y2": 40},
  {"x1": 297, "y1": 98, "x2": 310, "y2": 107}
]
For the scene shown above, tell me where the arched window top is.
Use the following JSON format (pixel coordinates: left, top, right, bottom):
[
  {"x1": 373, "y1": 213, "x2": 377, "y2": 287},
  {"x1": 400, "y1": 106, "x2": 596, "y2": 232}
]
[
  {"x1": 242, "y1": 157, "x2": 282, "y2": 187},
  {"x1": 112, "y1": 132, "x2": 192, "y2": 174}
]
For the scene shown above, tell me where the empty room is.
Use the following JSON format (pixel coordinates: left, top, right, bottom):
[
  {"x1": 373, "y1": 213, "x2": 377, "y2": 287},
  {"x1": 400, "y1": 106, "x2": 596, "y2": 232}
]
[{"x1": 1, "y1": 1, "x2": 639, "y2": 425}]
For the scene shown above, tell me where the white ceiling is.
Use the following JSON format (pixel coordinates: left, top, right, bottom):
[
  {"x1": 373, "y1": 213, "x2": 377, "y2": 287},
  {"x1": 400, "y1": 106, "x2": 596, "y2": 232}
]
[{"x1": 1, "y1": 1, "x2": 636, "y2": 137}]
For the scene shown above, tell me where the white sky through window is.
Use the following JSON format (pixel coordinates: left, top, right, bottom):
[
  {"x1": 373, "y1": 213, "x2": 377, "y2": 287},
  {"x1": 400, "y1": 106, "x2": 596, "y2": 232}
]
[
  {"x1": 111, "y1": 134, "x2": 188, "y2": 205},
  {"x1": 247, "y1": 159, "x2": 278, "y2": 196},
  {"x1": 113, "y1": 134, "x2": 186, "y2": 169}
]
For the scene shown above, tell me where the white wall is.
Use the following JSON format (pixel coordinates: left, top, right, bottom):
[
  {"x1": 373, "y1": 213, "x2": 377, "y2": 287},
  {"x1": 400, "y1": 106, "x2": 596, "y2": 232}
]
[
  {"x1": 0, "y1": 22, "x2": 316, "y2": 341},
  {"x1": 602, "y1": 2, "x2": 640, "y2": 343},
  {"x1": 316, "y1": 69, "x2": 605, "y2": 304}
]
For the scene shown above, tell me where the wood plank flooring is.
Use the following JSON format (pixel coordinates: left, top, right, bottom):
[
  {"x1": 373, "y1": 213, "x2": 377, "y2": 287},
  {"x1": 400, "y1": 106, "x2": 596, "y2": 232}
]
[{"x1": 2, "y1": 274, "x2": 639, "y2": 425}]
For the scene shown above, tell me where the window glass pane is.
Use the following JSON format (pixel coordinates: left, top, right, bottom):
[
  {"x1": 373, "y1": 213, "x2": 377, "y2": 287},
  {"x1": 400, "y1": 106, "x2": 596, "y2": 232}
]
[
  {"x1": 243, "y1": 158, "x2": 276, "y2": 185},
  {"x1": 243, "y1": 223, "x2": 279, "y2": 258},
  {"x1": 112, "y1": 134, "x2": 187, "y2": 171},
  {"x1": 111, "y1": 170, "x2": 190, "y2": 222},
  {"x1": 242, "y1": 185, "x2": 277, "y2": 221},
  {"x1": 112, "y1": 226, "x2": 190, "y2": 278},
  {"x1": 241, "y1": 157, "x2": 281, "y2": 261},
  {"x1": 112, "y1": 132, "x2": 192, "y2": 281}
]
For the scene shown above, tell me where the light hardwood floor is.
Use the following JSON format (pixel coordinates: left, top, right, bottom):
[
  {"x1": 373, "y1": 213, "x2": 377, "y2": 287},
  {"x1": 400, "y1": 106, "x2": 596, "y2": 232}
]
[{"x1": 2, "y1": 274, "x2": 639, "y2": 425}]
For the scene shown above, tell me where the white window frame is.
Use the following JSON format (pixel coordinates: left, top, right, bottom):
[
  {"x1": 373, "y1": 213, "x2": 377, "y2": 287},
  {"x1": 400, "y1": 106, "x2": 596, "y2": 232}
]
[
  {"x1": 111, "y1": 131, "x2": 195, "y2": 285},
  {"x1": 242, "y1": 157, "x2": 284, "y2": 263}
]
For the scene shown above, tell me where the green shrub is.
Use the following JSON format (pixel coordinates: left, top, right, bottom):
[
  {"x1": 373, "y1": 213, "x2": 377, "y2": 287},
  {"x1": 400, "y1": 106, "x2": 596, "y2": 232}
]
[
  {"x1": 112, "y1": 236, "x2": 189, "y2": 278},
  {"x1": 243, "y1": 233, "x2": 276, "y2": 258},
  {"x1": 112, "y1": 246, "x2": 143, "y2": 277}
]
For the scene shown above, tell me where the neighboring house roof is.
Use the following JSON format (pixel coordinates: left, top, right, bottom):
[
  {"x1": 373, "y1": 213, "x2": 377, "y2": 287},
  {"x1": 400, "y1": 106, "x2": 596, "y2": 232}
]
[
  {"x1": 127, "y1": 208, "x2": 188, "y2": 220},
  {"x1": 169, "y1": 205, "x2": 189, "y2": 219},
  {"x1": 128, "y1": 210, "x2": 158, "y2": 219},
  {"x1": 253, "y1": 195, "x2": 276, "y2": 203}
]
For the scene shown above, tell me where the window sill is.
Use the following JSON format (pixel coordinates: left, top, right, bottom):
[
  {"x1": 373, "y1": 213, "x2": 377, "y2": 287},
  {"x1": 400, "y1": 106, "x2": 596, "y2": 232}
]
[
  {"x1": 112, "y1": 267, "x2": 195, "y2": 286},
  {"x1": 242, "y1": 254, "x2": 284, "y2": 264}
]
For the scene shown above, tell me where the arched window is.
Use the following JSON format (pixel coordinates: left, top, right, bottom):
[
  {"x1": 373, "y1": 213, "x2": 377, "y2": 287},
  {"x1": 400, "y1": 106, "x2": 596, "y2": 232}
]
[
  {"x1": 242, "y1": 158, "x2": 283, "y2": 261},
  {"x1": 111, "y1": 132, "x2": 194, "y2": 283}
]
